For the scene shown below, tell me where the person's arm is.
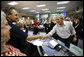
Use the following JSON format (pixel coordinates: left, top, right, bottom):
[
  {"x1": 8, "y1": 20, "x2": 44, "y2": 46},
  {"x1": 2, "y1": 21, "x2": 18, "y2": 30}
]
[
  {"x1": 26, "y1": 35, "x2": 44, "y2": 41},
  {"x1": 69, "y1": 23, "x2": 77, "y2": 42},
  {"x1": 40, "y1": 33, "x2": 51, "y2": 39},
  {"x1": 73, "y1": 34, "x2": 77, "y2": 42},
  {"x1": 40, "y1": 25, "x2": 56, "y2": 38},
  {"x1": 26, "y1": 27, "x2": 53, "y2": 41}
]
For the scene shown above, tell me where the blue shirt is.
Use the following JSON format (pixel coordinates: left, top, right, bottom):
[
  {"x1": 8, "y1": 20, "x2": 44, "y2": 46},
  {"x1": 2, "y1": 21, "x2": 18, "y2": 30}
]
[{"x1": 7, "y1": 19, "x2": 28, "y2": 48}]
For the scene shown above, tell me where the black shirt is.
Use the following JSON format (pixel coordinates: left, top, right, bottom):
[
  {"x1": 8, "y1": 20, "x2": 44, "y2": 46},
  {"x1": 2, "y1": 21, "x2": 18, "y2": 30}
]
[{"x1": 7, "y1": 19, "x2": 28, "y2": 48}]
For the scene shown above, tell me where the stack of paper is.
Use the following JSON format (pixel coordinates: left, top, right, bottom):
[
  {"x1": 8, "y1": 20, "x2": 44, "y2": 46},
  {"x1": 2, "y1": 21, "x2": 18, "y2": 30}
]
[
  {"x1": 33, "y1": 40, "x2": 43, "y2": 46},
  {"x1": 49, "y1": 40, "x2": 58, "y2": 47}
]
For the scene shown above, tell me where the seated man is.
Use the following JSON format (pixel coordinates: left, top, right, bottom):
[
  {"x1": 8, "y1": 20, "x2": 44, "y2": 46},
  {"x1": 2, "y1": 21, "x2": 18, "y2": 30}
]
[{"x1": 3, "y1": 6, "x2": 44, "y2": 56}]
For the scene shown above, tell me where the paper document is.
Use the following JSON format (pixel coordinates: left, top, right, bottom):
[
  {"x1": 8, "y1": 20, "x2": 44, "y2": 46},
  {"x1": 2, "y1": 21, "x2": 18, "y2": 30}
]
[
  {"x1": 49, "y1": 40, "x2": 58, "y2": 47},
  {"x1": 33, "y1": 40, "x2": 43, "y2": 46}
]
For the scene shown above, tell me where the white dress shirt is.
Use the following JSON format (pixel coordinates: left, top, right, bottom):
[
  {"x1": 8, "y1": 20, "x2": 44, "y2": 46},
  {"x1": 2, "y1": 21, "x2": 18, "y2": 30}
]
[{"x1": 49, "y1": 21, "x2": 76, "y2": 39}]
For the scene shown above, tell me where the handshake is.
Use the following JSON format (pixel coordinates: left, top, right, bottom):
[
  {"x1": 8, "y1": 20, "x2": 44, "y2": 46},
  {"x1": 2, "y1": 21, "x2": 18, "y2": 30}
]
[{"x1": 39, "y1": 35, "x2": 46, "y2": 40}]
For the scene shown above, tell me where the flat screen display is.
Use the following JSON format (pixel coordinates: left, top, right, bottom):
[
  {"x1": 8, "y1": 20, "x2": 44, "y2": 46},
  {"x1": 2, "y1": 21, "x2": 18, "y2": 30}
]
[
  {"x1": 60, "y1": 12, "x2": 66, "y2": 17},
  {"x1": 40, "y1": 14, "x2": 48, "y2": 18},
  {"x1": 36, "y1": 13, "x2": 39, "y2": 18}
]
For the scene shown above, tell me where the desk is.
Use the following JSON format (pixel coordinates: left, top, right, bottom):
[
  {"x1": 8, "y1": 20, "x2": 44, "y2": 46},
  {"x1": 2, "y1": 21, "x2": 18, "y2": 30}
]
[
  {"x1": 27, "y1": 37, "x2": 83, "y2": 56},
  {"x1": 41, "y1": 37, "x2": 76, "y2": 56}
]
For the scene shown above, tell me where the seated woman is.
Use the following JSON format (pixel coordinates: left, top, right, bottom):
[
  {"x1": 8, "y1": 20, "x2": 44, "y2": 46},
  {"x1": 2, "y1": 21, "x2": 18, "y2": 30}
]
[{"x1": 1, "y1": 11, "x2": 26, "y2": 56}]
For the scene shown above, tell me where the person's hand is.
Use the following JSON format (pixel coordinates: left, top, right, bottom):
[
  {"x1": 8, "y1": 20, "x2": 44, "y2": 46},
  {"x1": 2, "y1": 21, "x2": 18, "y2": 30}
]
[
  {"x1": 73, "y1": 37, "x2": 77, "y2": 42},
  {"x1": 40, "y1": 35, "x2": 46, "y2": 39},
  {"x1": 44, "y1": 53, "x2": 48, "y2": 56}
]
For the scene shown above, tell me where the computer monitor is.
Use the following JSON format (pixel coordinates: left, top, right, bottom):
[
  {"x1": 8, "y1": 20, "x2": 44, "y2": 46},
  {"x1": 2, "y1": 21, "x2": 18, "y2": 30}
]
[{"x1": 40, "y1": 14, "x2": 48, "y2": 19}]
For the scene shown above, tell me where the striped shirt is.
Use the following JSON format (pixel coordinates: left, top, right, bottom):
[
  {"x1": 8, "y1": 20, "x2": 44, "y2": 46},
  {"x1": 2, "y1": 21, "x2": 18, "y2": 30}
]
[{"x1": 1, "y1": 44, "x2": 26, "y2": 56}]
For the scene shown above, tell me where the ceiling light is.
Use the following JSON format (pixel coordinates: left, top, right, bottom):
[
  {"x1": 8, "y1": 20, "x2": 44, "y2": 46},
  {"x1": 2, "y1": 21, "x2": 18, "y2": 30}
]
[
  {"x1": 30, "y1": 10, "x2": 36, "y2": 12},
  {"x1": 57, "y1": 1, "x2": 70, "y2": 5},
  {"x1": 56, "y1": 10, "x2": 64, "y2": 11},
  {"x1": 57, "y1": 7, "x2": 66, "y2": 9},
  {"x1": 35, "y1": 12, "x2": 40, "y2": 13},
  {"x1": 56, "y1": 10, "x2": 63, "y2": 12},
  {"x1": 22, "y1": 7, "x2": 30, "y2": 10},
  {"x1": 37, "y1": 4, "x2": 46, "y2": 7},
  {"x1": 42, "y1": 8, "x2": 49, "y2": 11},
  {"x1": 8, "y1": 1, "x2": 18, "y2": 6}
]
